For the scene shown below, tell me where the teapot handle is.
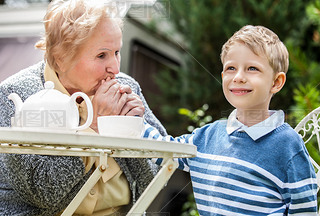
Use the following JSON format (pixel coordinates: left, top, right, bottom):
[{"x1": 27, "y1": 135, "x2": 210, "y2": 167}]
[{"x1": 70, "y1": 92, "x2": 93, "y2": 130}]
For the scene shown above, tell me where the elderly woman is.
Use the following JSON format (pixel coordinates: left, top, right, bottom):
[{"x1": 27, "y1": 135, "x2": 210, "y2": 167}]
[{"x1": 0, "y1": 0, "x2": 166, "y2": 215}]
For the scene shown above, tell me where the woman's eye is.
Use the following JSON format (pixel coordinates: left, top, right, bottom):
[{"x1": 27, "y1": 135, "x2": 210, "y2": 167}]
[
  {"x1": 115, "y1": 51, "x2": 120, "y2": 56},
  {"x1": 97, "y1": 53, "x2": 105, "y2": 59}
]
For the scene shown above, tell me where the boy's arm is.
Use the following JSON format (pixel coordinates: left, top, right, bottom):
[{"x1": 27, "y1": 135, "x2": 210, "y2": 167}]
[
  {"x1": 143, "y1": 122, "x2": 194, "y2": 172},
  {"x1": 286, "y1": 149, "x2": 318, "y2": 214}
]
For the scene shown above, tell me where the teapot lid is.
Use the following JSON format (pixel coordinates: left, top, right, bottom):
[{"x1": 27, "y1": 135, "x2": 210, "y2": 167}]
[
  {"x1": 29, "y1": 81, "x2": 68, "y2": 100},
  {"x1": 44, "y1": 81, "x2": 54, "y2": 90}
]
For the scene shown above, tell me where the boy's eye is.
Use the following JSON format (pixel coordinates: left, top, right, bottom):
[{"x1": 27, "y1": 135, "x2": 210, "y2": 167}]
[
  {"x1": 226, "y1": 66, "x2": 235, "y2": 71},
  {"x1": 248, "y1": 66, "x2": 258, "y2": 71}
]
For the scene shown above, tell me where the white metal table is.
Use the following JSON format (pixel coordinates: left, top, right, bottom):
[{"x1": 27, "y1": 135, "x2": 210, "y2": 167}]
[{"x1": 0, "y1": 127, "x2": 196, "y2": 216}]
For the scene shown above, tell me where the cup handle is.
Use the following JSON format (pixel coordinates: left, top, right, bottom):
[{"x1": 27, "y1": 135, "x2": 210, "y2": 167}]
[{"x1": 70, "y1": 92, "x2": 93, "y2": 130}]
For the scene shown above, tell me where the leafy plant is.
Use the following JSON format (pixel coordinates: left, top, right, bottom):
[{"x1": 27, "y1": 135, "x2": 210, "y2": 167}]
[
  {"x1": 290, "y1": 84, "x2": 320, "y2": 124},
  {"x1": 306, "y1": 0, "x2": 320, "y2": 45},
  {"x1": 179, "y1": 104, "x2": 213, "y2": 132},
  {"x1": 288, "y1": 0, "x2": 320, "y2": 126},
  {"x1": 180, "y1": 194, "x2": 199, "y2": 216}
]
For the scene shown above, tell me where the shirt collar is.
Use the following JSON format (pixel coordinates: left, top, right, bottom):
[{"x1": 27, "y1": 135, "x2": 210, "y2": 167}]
[
  {"x1": 226, "y1": 109, "x2": 285, "y2": 141},
  {"x1": 44, "y1": 62, "x2": 70, "y2": 96}
]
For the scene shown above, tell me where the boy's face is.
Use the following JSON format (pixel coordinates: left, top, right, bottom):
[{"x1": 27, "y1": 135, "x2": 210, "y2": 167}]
[{"x1": 221, "y1": 42, "x2": 284, "y2": 112}]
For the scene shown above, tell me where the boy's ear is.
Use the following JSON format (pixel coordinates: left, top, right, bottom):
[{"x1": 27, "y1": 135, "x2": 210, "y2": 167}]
[{"x1": 271, "y1": 72, "x2": 286, "y2": 94}]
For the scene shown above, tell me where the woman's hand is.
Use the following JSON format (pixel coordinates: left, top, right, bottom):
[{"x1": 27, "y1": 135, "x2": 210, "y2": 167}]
[
  {"x1": 90, "y1": 79, "x2": 126, "y2": 132},
  {"x1": 90, "y1": 78, "x2": 144, "y2": 132},
  {"x1": 93, "y1": 79, "x2": 128, "y2": 115},
  {"x1": 119, "y1": 92, "x2": 145, "y2": 117}
]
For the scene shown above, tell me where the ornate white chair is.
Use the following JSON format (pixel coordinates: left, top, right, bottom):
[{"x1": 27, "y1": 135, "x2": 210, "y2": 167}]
[{"x1": 294, "y1": 107, "x2": 320, "y2": 214}]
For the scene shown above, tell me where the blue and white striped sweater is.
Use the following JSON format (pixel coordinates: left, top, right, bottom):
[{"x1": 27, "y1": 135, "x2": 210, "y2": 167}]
[{"x1": 144, "y1": 120, "x2": 317, "y2": 215}]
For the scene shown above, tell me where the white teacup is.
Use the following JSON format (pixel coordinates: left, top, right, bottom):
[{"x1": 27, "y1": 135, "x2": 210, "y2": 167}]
[{"x1": 97, "y1": 116, "x2": 144, "y2": 138}]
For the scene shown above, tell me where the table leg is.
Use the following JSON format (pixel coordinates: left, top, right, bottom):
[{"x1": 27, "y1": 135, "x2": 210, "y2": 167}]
[
  {"x1": 61, "y1": 152, "x2": 108, "y2": 216},
  {"x1": 127, "y1": 157, "x2": 178, "y2": 215}
]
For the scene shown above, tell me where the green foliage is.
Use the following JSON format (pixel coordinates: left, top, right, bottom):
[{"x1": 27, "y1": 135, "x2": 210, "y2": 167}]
[
  {"x1": 180, "y1": 194, "x2": 199, "y2": 216},
  {"x1": 307, "y1": 0, "x2": 320, "y2": 21},
  {"x1": 292, "y1": 0, "x2": 320, "y2": 61},
  {"x1": 307, "y1": 0, "x2": 320, "y2": 36},
  {"x1": 288, "y1": 0, "x2": 320, "y2": 127},
  {"x1": 290, "y1": 84, "x2": 320, "y2": 123},
  {"x1": 179, "y1": 104, "x2": 213, "y2": 132}
]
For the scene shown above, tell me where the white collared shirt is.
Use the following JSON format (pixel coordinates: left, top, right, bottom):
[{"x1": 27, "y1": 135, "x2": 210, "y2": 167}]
[{"x1": 226, "y1": 109, "x2": 285, "y2": 141}]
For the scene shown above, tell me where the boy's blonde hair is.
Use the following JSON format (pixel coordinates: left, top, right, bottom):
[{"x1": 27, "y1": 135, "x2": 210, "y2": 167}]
[
  {"x1": 35, "y1": 0, "x2": 123, "y2": 73},
  {"x1": 220, "y1": 25, "x2": 289, "y2": 74}
]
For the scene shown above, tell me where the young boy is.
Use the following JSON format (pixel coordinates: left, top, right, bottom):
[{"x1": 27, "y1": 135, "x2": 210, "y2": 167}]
[{"x1": 143, "y1": 25, "x2": 318, "y2": 215}]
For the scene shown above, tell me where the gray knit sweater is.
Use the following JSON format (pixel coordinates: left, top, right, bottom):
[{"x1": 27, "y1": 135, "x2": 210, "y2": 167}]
[{"x1": 0, "y1": 61, "x2": 167, "y2": 216}]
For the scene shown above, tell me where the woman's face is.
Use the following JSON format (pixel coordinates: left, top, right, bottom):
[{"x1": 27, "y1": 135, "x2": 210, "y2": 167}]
[{"x1": 58, "y1": 18, "x2": 122, "y2": 96}]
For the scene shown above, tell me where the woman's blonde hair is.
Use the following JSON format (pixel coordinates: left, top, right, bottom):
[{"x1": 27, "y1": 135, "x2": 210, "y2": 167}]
[
  {"x1": 220, "y1": 25, "x2": 289, "y2": 74},
  {"x1": 35, "y1": 0, "x2": 123, "y2": 73}
]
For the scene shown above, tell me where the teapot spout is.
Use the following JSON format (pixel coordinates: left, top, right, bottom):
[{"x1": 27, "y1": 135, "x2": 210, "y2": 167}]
[{"x1": 8, "y1": 93, "x2": 23, "y2": 115}]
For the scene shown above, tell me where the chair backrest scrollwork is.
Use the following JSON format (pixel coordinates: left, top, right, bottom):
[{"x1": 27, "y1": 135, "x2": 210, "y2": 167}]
[{"x1": 294, "y1": 107, "x2": 320, "y2": 214}]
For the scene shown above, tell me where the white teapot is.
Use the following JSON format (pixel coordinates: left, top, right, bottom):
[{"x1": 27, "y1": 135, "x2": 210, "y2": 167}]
[{"x1": 8, "y1": 81, "x2": 93, "y2": 131}]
